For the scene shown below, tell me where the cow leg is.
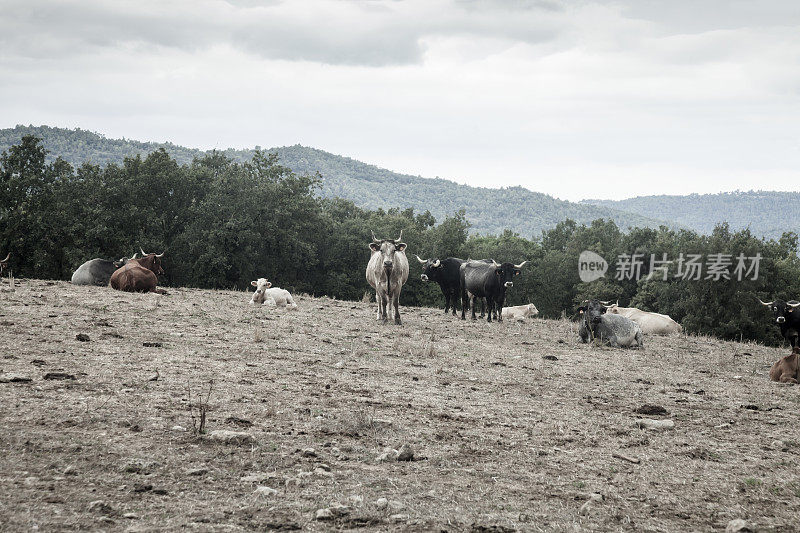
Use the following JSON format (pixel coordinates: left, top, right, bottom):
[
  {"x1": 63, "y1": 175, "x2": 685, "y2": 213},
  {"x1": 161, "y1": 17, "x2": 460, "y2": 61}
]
[
  {"x1": 486, "y1": 299, "x2": 493, "y2": 323},
  {"x1": 375, "y1": 292, "x2": 382, "y2": 320},
  {"x1": 444, "y1": 292, "x2": 450, "y2": 314},
  {"x1": 380, "y1": 293, "x2": 389, "y2": 323},
  {"x1": 393, "y1": 294, "x2": 402, "y2": 325},
  {"x1": 496, "y1": 296, "x2": 505, "y2": 322},
  {"x1": 479, "y1": 298, "x2": 485, "y2": 318},
  {"x1": 461, "y1": 289, "x2": 468, "y2": 320},
  {"x1": 779, "y1": 374, "x2": 799, "y2": 384},
  {"x1": 451, "y1": 290, "x2": 458, "y2": 315},
  {"x1": 471, "y1": 295, "x2": 477, "y2": 321}
]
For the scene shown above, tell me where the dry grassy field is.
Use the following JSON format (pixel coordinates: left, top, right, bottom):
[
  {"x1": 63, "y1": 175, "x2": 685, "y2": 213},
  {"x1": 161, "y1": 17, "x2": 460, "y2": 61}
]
[{"x1": 1, "y1": 279, "x2": 798, "y2": 532}]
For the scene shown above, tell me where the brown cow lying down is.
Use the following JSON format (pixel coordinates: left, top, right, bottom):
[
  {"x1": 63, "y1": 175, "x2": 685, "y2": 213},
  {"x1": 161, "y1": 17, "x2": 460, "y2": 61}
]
[
  {"x1": 110, "y1": 249, "x2": 165, "y2": 293},
  {"x1": 770, "y1": 347, "x2": 800, "y2": 384}
]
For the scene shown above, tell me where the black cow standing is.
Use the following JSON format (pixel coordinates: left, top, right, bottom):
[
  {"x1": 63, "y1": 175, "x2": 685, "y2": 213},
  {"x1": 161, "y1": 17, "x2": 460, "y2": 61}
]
[
  {"x1": 759, "y1": 298, "x2": 800, "y2": 348},
  {"x1": 460, "y1": 260, "x2": 527, "y2": 322},
  {"x1": 415, "y1": 256, "x2": 465, "y2": 315}
]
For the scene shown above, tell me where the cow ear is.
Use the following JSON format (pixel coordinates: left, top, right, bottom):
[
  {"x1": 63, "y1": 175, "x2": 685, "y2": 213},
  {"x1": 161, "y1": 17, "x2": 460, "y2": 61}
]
[
  {"x1": 578, "y1": 306, "x2": 586, "y2": 313},
  {"x1": 369, "y1": 242, "x2": 380, "y2": 252},
  {"x1": 395, "y1": 242, "x2": 406, "y2": 252},
  {"x1": 266, "y1": 281, "x2": 272, "y2": 288},
  {"x1": 514, "y1": 270, "x2": 520, "y2": 276},
  {"x1": 251, "y1": 281, "x2": 258, "y2": 287}
]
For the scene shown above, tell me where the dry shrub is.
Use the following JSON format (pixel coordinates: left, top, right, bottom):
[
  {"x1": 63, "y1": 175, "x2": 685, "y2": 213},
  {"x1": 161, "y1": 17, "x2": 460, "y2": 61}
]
[{"x1": 336, "y1": 408, "x2": 376, "y2": 438}]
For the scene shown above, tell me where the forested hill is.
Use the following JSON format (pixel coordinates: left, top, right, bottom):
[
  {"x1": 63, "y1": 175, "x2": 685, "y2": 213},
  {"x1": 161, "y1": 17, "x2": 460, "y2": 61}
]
[
  {"x1": 582, "y1": 192, "x2": 800, "y2": 240},
  {"x1": 0, "y1": 125, "x2": 668, "y2": 237}
]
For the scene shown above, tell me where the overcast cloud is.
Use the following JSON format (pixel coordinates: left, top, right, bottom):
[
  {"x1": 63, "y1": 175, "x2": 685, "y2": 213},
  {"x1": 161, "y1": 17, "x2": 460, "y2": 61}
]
[{"x1": 1, "y1": 0, "x2": 798, "y2": 200}]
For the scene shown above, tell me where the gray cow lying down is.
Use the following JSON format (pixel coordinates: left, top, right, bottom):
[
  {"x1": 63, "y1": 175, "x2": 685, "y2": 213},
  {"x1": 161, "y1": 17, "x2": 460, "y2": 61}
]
[
  {"x1": 250, "y1": 278, "x2": 297, "y2": 309},
  {"x1": 578, "y1": 299, "x2": 643, "y2": 348}
]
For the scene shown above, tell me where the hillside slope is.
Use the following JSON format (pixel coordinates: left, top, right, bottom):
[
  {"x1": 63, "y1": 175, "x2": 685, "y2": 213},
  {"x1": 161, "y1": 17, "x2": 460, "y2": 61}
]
[
  {"x1": 582, "y1": 192, "x2": 800, "y2": 240},
  {"x1": 0, "y1": 279, "x2": 797, "y2": 532},
  {"x1": 0, "y1": 125, "x2": 670, "y2": 237}
]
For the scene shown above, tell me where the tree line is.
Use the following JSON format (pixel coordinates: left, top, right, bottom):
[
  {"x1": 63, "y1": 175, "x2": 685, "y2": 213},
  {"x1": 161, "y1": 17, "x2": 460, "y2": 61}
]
[{"x1": 2, "y1": 135, "x2": 799, "y2": 345}]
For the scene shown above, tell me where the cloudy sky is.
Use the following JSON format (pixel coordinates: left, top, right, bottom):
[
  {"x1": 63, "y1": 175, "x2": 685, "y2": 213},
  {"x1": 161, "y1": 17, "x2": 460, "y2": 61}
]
[{"x1": 1, "y1": 0, "x2": 799, "y2": 201}]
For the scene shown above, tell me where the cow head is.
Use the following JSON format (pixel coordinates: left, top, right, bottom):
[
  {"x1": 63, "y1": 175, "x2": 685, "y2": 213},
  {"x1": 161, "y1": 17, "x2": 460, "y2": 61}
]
[
  {"x1": 415, "y1": 255, "x2": 442, "y2": 282},
  {"x1": 114, "y1": 252, "x2": 137, "y2": 268},
  {"x1": 758, "y1": 298, "x2": 800, "y2": 324},
  {"x1": 526, "y1": 303, "x2": 539, "y2": 317},
  {"x1": 370, "y1": 231, "x2": 406, "y2": 273},
  {"x1": 0, "y1": 252, "x2": 9, "y2": 274},
  {"x1": 251, "y1": 278, "x2": 272, "y2": 294},
  {"x1": 491, "y1": 260, "x2": 527, "y2": 288},
  {"x1": 138, "y1": 248, "x2": 165, "y2": 275},
  {"x1": 578, "y1": 299, "x2": 611, "y2": 326}
]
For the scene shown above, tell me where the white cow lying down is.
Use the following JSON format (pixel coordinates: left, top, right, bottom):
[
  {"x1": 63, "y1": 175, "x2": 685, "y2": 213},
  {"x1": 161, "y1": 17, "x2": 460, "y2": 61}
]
[
  {"x1": 501, "y1": 303, "x2": 539, "y2": 321},
  {"x1": 250, "y1": 278, "x2": 297, "y2": 308},
  {"x1": 606, "y1": 304, "x2": 681, "y2": 335}
]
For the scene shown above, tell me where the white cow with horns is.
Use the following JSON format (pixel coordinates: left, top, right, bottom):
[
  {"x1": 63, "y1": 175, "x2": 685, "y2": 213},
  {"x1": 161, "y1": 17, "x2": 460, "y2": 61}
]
[{"x1": 366, "y1": 230, "x2": 409, "y2": 324}]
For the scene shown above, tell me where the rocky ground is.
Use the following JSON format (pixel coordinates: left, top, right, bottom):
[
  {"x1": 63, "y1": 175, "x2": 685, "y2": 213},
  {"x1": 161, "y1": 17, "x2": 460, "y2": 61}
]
[{"x1": 1, "y1": 279, "x2": 798, "y2": 532}]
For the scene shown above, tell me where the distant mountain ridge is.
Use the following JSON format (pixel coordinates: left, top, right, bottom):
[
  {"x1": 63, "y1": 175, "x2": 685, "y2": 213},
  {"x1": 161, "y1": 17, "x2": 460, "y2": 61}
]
[
  {"x1": 582, "y1": 192, "x2": 799, "y2": 240},
  {"x1": 0, "y1": 124, "x2": 754, "y2": 238}
]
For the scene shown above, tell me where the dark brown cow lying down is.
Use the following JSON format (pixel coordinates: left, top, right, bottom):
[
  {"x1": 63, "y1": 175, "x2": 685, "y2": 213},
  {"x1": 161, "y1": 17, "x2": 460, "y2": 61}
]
[
  {"x1": 770, "y1": 347, "x2": 799, "y2": 384},
  {"x1": 109, "y1": 249, "x2": 164, "y2": 293},
  {"x1": 0, "y1": 252, "x2": 9, "y2": 274}
]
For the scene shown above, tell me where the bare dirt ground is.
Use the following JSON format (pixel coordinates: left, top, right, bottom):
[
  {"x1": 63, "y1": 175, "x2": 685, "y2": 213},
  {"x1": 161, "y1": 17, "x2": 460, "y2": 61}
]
[{"x1": 1, "y1": 279, "x2": 798, "y2": 532}]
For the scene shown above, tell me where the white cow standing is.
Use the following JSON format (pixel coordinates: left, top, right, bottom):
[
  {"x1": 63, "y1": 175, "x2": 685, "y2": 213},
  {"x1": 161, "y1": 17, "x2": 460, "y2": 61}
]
[
  {"x1": 366, "y1": 231, "x2": 409, "y2": 325},
  {"x1": 250, "y1": 278, "x2": 297, "y2": 309},
  {"x1": 501, "y1": 303, "x2": 539, "y2": 321},
  {"x1": 606, "y1": 304, "x2": 682, "y2": 335}
]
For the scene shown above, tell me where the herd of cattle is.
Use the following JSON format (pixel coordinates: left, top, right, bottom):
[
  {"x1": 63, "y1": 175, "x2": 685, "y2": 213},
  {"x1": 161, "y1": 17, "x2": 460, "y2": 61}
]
[{"x1": 1, "y1": 234, "x2": 798, "y2": 383}]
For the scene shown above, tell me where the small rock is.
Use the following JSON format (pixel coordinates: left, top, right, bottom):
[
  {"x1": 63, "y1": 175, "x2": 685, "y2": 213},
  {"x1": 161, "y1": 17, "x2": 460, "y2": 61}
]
[
  {"x1": 636, "y1": 419, "x2": 675, "y2": 431},
  {"x1": 726, "y1": 518, "x2": 753, "y2": 533},
  {"x1": 390, "y1": 514, "x2": 410, "y2": 522},
  {"x1": 133, "y1": 483, "x2": 153, "y2": 493},
  {"x1": 313, "y1": 467, "x2": 333, "y2": 477},
  {"x1": 301, "y1": 447, "x2": 317, "y2": 458},
  {"x1": 579, "y1": 493, "x2": 603, "y2": 516},
  {"x1": 152, "y1": 488, "x2": 168, "y2": 495},
  {"x1": 334, "y1": 361, "x2": 345, "y2": 369},
  {"x1": 123, "y1": 513, "x2": 139, "y2": 519},
  {"x1": 254, "y1": 486, "x2": 278, "y2": 496},
  {"x1": 206, "y1": 430, "x2": 255, "y2": 445},
  {"x1": 284, "y1": 477, "x2": 300, "y2": 488},
  {"x1": 397, "y1": 443, "x2": 415, "y2": 462},
  {"x1": 171, "y1": 425, "x2": 186, "y2": 432},
  {"x1": 0, "y1": 373, "x2": 32, "y2": 383},
  {"x1": 87, "y1": 500, "x2": 114, "y2": 515},
  {"x1": 542, "y1": 355, "x2": 558, "y2": 361},
  {"x1": 328, "y1": 504, "x2": 350, "y2": 517},
  {"x1": 76, "y1": 333, "x2": 90, "y2": 342},
  {"x1": 24, "y1": 476, "x2": 38, "y2": 486},
  {"x1": 315, "y1": 508, "x2": 334, "y2": 521},
  {"x1": 375, "y1": 497, "x2": 388, "y2": 509},
  {"x1": 388, "y1": 500, "x2": 404, "y2": 511},
  {"x1": 63, "y1": 465, "x2": 78, "y2": 476},
  {"x1": 376, "y1": 448, "x2": 399, "y2": 463},
  {"x1": 316, "y1": 463, "x2": 331, "y2": 472},
  {"x1": 771, "y1": 439, "x2": 787, "y2": 451},
  {"x1": 186, "y1": 467, "x2": 208, "y2": 476},
  {"x1": 348, "y1": 495, "x2": 363, "y2": 505}
]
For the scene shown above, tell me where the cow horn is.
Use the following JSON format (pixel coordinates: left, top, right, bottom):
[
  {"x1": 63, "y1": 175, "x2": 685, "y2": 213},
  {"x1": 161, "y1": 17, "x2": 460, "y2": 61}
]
[
  {"x1": 155, "y1": 251, "x2": 164, "y2": 258},
  {"x1": 788, "y1": 301, "x2": 800, "y2": 308},
  {"x1": 432, "y1": 259, "x2": 441, "y2": 267},
  {"x1": 415, "y1": 254, "x2": 427, "y2": 264},
  {"x1": 0, "y1": 252, "x2": 9, "y2": 262},
  {"x1": 396, "y1": 229, "x2": 403, "y2": 242},
  {"x1": 598, "y1": 300, "x2": 613, "y2": 305},
  {"x1": 757, "y1": 298, "x2": 773, "y2": 306},
  {"x1": 513, "y1": 260, "x2": 528, "y2": 269},
  {"x1": 492, "y1": 260, "x2": 500, "y2": 267},
  {"x1": 140, "y1": 247, "x2": 148, "y2": 256},
  {"x1": 371, "y1": 231, "x2": 380, "y2": 243}
]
